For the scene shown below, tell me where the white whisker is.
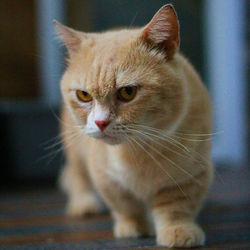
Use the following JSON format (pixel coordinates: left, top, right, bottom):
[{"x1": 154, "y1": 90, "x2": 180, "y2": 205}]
[
  {"x1": 129, "y1": 135, "x2": 189, "y2": 200},
  {"x1": 128, "y1": 128, "x2": 203, "y2": 187},
  {"x1": 129, "y1": 124, "x2": 190, "y2": 153}
]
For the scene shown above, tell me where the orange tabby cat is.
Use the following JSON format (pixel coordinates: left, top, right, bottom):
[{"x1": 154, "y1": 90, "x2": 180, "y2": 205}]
[{"x1": 54, "y1": 4, "x2": 213, "y2": 248}]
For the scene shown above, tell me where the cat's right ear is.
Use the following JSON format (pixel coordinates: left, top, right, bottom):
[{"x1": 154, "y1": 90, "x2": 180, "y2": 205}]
[
  {"x1": 53, "y1": 20, "x2": 85, "y2": 56},
  {"x1": 140, "y1": 4, "x2": 180, "y2": 60}
]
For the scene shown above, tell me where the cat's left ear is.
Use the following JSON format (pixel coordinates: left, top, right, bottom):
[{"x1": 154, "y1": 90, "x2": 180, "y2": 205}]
[
  {"x1": 141, "y1": 4, "x2": 180, "y2": 60},
  {"x1": 53, "y1": 20, "x2": 86, "y2": 56}
]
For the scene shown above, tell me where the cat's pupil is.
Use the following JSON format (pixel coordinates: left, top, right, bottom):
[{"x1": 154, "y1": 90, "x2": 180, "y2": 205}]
[
  {"x1": 83, "y1": 91, "x2": 88, "y2": 96},
  {"x1": 125, "y1": 87, "x2": 132, "y2": 95}
]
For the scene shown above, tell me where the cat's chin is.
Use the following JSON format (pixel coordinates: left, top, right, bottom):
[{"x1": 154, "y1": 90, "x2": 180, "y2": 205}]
[
  {"x1": 94, "y1": 134, "x2": 124, "y2": 145},
  {"x1": 101, "y1": 135, "x2": 122, "y2": 145}
]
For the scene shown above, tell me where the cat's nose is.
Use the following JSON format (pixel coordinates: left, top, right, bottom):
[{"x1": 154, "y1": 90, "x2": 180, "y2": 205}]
[{"x1": 95, "y1": 120, "x2": 110, "y2": 131}]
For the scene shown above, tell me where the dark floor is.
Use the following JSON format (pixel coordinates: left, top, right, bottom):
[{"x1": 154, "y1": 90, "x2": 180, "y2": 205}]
[{"x1": 0, "y1": 169, "x2": 249, "y2": 249}]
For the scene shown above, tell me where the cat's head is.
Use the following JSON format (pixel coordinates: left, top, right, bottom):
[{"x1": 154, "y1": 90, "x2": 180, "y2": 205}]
[{"x1": 55, "y1": 4, "x2": 186, "y2": 145}]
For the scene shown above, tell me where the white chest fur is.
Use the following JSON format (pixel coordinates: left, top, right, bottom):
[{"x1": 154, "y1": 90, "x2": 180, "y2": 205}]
[{"x1": 105, "y1": 151, "x2": 165, "y2": 200}]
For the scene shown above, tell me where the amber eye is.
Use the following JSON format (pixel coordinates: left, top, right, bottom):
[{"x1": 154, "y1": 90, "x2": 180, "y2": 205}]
[
  {"x1": 76, "y1": 90, "x2": 93, "y2": 102},
  {"x1": 117, "y1": 86, "x2": 137, "y2": 102}
]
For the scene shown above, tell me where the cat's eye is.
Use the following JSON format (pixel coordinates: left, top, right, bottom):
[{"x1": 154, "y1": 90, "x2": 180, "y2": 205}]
[
  {"x1": 117, "y1": 86, "x2": 137, "y2": 102},
  {"x1": 76, "y1": 90, "x2": 93, "y2": 102}
]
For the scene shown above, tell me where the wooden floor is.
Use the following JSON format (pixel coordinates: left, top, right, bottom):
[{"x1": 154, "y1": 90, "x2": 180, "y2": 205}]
[{"x1": 0, "y1": 169, "x2": 249, "y2": 249}]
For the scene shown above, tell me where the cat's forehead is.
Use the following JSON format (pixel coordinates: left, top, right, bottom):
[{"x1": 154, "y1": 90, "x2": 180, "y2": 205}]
[
  {"x1": 72, "y1": 32, "x2": 138, "y2": 94},
  {"x1": 90, "y1": 30, "x2": 138, "y2": 65},
  {"x1": 69, "y1": 29, "x2": 159, "y2": 98}
]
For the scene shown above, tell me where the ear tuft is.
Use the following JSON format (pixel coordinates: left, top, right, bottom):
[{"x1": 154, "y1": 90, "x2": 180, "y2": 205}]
[
  {"x1": 53, "y1": 20, "x2": 84, "y2": 56},
  {"x1": 141, "y1": 4, "x2": 180, "y2": 59}
]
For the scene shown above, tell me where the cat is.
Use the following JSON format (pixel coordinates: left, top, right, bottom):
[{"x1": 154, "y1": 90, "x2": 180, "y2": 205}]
[{"x1": 54, "y1": 4, "x2": 213, "y2": 248}]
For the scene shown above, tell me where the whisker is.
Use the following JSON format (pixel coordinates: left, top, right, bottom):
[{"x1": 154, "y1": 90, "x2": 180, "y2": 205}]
[
  {"x1": 128, "y1": 124, "x2": 190, "y2": 153},
  {"x1": 170, "y1": 135, "x2": 212, "y2": 142},
  {"x1": 121, "y1": 124, "x2": 224, "y2": 185},
  {"x1": 131, "y1": 123, "x2": 223, "y2": 137},
  {"x1": 43, "y1": 130, "x2": 79, "y2": 150},
  {"x1": 172, "y1": 130, "x2": 224, "y2": 137},
  {"x1": 129, "y1": 135, "x2": 189, "y2": 201},
  {"x1": 41, "y1": 128, "x2": 79, "y2": 148},
  {"x1": 127, "y1": 127, "x2": 203, "y2": 166},
  {"x1": 128, "y1": 129, "x2": 204, "y2": 187},
  {"x1": 45, "y1": 129, "x2": 84, "y2": 166},
  {"x1": 134, "y1": 125, "x2": 224, "y2": 185},
  {"x1": 35, "y1": 129, "x2": 81, "y2": 164}
]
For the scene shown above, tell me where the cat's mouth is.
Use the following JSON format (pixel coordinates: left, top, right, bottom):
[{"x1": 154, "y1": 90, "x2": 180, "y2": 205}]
[
  {"x1": 99, "y1": 133, "x2": 122, "y2": 145},
  {"x1": 86, "y1": 129, "x2": 124, "y2": 145}
]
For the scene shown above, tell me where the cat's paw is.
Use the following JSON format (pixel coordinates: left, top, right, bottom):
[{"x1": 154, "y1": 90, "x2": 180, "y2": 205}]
[
  {"x1": 157, "y1": 223, "x2": 205, "y2": 248},
  {"x1": 66, "y1": 193, "x2": 102, "y2": 217},
  {"x1": 114, "y1": 218, "x2": 149, "y2": 238}
]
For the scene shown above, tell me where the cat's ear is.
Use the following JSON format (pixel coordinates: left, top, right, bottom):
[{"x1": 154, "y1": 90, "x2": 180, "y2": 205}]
[
  {"x1": 53, "y1": 20, "x2": 86, "y2": 56},
  {"x1": 141, "y1": 4, "x2": 180, "y2": 60}
]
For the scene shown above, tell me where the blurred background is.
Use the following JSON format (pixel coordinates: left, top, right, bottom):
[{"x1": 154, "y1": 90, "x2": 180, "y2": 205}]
[{"x1": 0, "y1": 0, "x2": 249, "y2": 185}]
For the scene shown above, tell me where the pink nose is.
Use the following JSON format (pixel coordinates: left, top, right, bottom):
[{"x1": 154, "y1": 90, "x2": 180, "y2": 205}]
[{"x1": 95, "y1": 120, "x2": 110, "y2": 131}]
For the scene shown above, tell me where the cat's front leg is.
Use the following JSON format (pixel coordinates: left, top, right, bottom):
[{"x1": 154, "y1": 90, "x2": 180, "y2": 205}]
[
  {"x1": 59, "y1": 162, "x2": 102, "y2": 217},
  {"x1": 151, "y1": 182, "x2": 207, "y2": 248},
  {"x1": 94, "y1": 175, "x2": 150, "y2": 238}
]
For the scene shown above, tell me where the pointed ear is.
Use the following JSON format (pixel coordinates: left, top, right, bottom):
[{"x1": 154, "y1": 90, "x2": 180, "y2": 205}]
[
  {"x1": 141, "y1": 4, "x2": 180, "y2": 60},
  {"x1": 53, "y1": 20, "x2": 85, "y2": 56}
]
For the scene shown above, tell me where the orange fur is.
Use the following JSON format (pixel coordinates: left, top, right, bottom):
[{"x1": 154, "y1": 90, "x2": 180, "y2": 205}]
[{"x1": 55, "y1": 4, "x2": 213, "y2": 248}]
